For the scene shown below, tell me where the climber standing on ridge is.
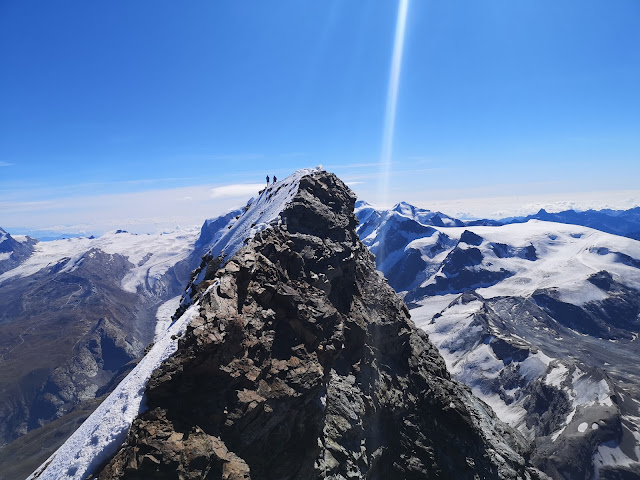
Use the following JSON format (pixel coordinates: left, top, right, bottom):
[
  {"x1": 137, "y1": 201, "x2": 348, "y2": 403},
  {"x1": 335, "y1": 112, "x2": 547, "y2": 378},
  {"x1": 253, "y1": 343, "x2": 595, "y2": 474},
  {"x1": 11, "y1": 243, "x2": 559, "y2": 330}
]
[
  {"x1": 273, "y1": 175, "x2": 277, "y2": 183},
  {"x1": 266, "y1": 175, "x2": 270, "y2": 185}
]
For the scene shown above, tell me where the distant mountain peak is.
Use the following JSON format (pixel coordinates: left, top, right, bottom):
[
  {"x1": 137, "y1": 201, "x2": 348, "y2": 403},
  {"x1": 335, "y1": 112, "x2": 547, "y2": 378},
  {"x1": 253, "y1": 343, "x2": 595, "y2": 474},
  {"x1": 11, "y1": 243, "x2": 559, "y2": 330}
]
[
  {"x1": 354, "y1": 199, "x2": 371, "y2": 208},
  {"x1": 392, "y1": 200, "x2": 432, "y2": 216}
]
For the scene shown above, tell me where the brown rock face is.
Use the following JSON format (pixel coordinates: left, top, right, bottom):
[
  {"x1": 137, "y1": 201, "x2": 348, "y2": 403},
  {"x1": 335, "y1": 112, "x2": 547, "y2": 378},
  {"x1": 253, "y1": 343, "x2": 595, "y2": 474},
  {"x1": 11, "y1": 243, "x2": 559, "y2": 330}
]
[{"x1": 99, "y1": 172, "x2": 546, "y2": 479}]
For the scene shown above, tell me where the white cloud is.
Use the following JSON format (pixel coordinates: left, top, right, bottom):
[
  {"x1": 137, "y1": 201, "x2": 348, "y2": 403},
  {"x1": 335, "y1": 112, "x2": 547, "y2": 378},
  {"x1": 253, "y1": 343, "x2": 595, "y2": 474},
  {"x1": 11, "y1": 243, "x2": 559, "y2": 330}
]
[
  {"x1": 210, "y1": 183, "x2": 264, "y2": 199},
  {"x1": 0, "y1": 161, "x2": 12, "y2": 167},
  {"x1": 36, "y1": 223, "x2": 93, "y2": 233}
]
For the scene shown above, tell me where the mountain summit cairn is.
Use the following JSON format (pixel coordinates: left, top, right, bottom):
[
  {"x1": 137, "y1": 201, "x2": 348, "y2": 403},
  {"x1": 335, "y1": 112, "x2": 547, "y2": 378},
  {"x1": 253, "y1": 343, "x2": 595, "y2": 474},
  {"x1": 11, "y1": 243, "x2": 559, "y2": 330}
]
[{"x1": 33, "y1": 170, "x2": 547, "y2": 480}]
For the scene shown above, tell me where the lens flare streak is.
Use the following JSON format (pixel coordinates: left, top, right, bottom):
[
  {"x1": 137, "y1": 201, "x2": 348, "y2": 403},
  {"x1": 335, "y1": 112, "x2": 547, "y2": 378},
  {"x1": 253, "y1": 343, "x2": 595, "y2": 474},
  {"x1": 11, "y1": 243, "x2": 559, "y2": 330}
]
[{"x1": 379, "y1": 0, "x2": 409, "y2": 207}]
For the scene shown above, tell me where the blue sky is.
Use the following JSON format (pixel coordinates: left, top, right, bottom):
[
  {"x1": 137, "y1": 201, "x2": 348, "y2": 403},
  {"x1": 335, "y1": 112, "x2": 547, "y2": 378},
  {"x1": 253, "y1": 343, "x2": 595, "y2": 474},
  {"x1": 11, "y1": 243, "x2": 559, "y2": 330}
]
[{"x1": 1, "y1": 0, "x2": 639, "y2": 234}]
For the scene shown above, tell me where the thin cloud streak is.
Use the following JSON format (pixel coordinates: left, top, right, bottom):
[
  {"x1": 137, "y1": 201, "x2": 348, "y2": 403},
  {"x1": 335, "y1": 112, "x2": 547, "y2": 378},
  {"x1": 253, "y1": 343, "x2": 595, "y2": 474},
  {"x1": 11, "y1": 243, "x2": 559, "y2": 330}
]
[{"x1": 210, "y1": 183, "x2": 264, "y2": 199}]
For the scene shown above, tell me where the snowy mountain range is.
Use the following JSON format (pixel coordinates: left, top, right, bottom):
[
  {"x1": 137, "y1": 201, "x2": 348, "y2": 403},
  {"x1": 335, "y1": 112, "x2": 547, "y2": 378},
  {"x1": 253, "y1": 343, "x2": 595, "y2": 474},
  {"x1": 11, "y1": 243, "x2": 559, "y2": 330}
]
[
  {"x1": 356, "y1": 201, "x2": 640, "y2": 479},
  {"x1": 0, "y1": 218, "x2": 244, "y2": 478},
  {"x1": 506, "y1": 207, "x2": 640, "y2": 241},
  {"x1": 28, "y1": 169, "x2": 548, "y2": 480},
  {"x1": 2, "y1": 175, "x2": 640, "y2": 479}
]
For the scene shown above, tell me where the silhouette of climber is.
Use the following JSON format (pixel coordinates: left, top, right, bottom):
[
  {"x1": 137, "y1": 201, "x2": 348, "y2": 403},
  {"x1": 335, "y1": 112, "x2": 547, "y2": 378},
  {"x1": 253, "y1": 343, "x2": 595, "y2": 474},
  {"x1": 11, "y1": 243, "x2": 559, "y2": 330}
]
[
  {"x1": 266, "y1": 175, "x2": 270, "y2": 185},
  {"x1": 273, "y1": 175, "x2": 277, "y2": 183}
]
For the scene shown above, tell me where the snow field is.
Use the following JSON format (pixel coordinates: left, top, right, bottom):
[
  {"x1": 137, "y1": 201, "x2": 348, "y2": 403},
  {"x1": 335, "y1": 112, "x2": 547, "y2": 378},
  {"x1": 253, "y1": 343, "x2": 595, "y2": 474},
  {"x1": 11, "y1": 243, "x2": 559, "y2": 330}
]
[
  {"x1": 412, "y1": 293, "x2": 618, "y2": 444},
  {"x1": 206, "y1": 167, "x2": 321, "y2": 263},
  {"x1": 593, "y1": 427, "x2": 640, "y2": 476},
  {"x1": 427, "y1": 220, "x2": 640, "y2": 302},
  {"x1": 154, "y1": 295, "x2": 182, "y2": 343},
  {"x1": 0, "y1": 227, "x2": 200, "y2": 293}
]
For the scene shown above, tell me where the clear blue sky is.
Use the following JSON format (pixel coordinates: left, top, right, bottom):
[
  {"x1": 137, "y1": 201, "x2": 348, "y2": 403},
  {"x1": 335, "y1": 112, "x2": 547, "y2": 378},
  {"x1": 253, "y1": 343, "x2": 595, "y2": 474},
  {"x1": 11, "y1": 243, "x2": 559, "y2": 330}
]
[{"x1": 1, "y1": 0, "x2": 639, "y2": 233}]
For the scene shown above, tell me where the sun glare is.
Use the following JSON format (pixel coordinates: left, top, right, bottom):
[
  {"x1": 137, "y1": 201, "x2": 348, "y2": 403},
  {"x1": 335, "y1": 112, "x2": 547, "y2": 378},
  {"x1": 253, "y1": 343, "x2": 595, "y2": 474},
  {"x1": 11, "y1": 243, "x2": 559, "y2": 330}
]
[{"x1": 378, "y1": 0, "x2": 410, "y2": 208}]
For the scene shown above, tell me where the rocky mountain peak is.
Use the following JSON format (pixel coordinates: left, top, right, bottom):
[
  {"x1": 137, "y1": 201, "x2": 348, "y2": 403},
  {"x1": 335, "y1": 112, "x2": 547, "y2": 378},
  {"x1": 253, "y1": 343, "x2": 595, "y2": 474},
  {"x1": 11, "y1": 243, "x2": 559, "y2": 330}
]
[{"x1": 93, "y1": 171, "x2": 544, "y2": 480}]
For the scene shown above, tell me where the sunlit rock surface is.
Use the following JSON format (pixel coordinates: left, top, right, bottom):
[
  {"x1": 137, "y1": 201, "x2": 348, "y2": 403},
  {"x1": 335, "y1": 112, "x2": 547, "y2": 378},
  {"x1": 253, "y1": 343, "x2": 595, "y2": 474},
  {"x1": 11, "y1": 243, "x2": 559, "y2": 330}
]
[{"x1": 98, "y1": 172, "x2": 545, "y2": 479}]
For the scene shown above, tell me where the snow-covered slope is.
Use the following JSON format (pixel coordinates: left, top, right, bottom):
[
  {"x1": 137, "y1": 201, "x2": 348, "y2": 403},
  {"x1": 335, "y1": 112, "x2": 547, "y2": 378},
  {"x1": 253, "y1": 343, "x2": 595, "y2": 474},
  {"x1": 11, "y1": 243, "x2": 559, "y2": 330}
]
[
  {"x1": 28, "y1": 304, "x2": 200, "y2": 480},
  {"x1": 0, "y1": 226, "x2": 38, "y2": 274},
  {"x1": 208, "y1": 169, "x2": 317, "y2": 261},
  {"x1": 0, "y1": 228, "x2": 200, "y2": 295},
  {"x1": 0, "y1": 215, "x2": 246, "y2": 478},
  {"x1": 415, "y1": 220, "x2": 640, "y2": 304},
  {"x1": 176, "y1": 168, "x2": 322, "y2": 314},
  {"x1": 28, "y1": 167, "x2": 322, "y2": 480},
  {"x1": 411, "y1": 292, "x2": 626, "y2": 478},
  {"x1": 504, "y1": 207, "x2": 640, "y2": 241},
  {"x1": 356, "y1": 202, "x2": 640, "y2": 479},
  {"x1": 355, "y1": 201, "x2": 458, "y2": 293}
]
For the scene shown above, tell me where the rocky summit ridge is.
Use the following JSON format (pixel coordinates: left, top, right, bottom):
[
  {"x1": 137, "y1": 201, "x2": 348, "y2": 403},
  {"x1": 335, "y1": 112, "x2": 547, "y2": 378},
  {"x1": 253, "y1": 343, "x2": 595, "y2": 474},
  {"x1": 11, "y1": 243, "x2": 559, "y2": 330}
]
[{"x1": 32, "y1": 170, "x2": 546, "y2": 480}]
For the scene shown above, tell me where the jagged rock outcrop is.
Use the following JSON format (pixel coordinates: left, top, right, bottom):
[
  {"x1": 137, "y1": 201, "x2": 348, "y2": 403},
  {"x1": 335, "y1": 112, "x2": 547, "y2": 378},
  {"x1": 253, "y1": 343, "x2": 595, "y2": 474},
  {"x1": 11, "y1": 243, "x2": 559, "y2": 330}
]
[{"x1": 99, "y1": 172, "x2": 545, "y2": 479}]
